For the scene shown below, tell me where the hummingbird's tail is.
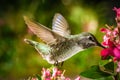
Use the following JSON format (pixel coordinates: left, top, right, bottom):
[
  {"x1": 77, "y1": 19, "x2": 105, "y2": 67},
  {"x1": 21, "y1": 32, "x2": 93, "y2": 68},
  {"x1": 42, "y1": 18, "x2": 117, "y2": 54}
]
[
  {"x1": 24, "y1": 38, "x2": 51, "y2": 58},
  {"x1": 24, "y1": 39, "x2": 37, "y2": 46}
]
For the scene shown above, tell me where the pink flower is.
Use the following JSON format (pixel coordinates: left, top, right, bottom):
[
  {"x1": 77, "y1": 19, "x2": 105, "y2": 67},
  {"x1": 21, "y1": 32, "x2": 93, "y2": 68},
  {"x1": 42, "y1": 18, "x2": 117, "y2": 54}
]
[
  {"x1": 75, "y1": 76, "x2": 81, "y2": 80},
  {"x1": 31, "y1": 78, "x2": 38, "y2": 80},
  {"x1": 100, "y1": 25, "x2": 120, "y2": 61},
  {"x1": 102, "y1": 39, "x2": 114, "y2": 47},
  {"x1": 113, "y1": 7, "x2": 120, "y2": 18},
  {"x1": 65, "y1": 78, "x2": 71, "y2": 80},
  {"x1": 100, "y1": 27, "x2": 118, "y2": 47},
  {"x1": 101, "y1": 45, "x2": 120, "y2": 61},
  {"x1": 100, "y1": 28, "x2": 108, "y2": 33},
  {"x1": 60, "y1": 74, "x2": 66, "y2": 80},
  {"x1": 52, "y1": 67, "x2": 58, "y2": 77},
  {"x1": 113, "y1": 7, "x2": 120, "y2": 27},
  {"x1": 44, "y1": 78, "x2": 51, "y2": 80},
  {"x1": 52, "y1": 67, "x2": 62, "y2": 78},
  {"x1": 40, "y1": 67, "x2": 80, "y2": 80},
  {"x1": 100, "y1": 45, "x2": 116, "y2": 60},
  {"x1": 113, "y1": 28, "x2": 118, "y2": 36},
  {"x1": 41, "y1": 68, "x2": 51, "y2": 79},
  {"x1": 101, "y1": 49, "x2": 111, "y2": 59},
  {"x1": 113, "y1": 47, "x2": 120, "y2": 60},
  {"x1": 116, "y1": 44, "x2": 120, "y2": 49}
]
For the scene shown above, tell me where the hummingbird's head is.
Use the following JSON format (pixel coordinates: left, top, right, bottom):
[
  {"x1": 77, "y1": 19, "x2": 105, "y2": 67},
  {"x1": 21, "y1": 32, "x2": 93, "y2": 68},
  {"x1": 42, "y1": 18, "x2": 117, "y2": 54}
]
[{"x1": 77, "y1": 32, "x2": 105, "y2": 49}]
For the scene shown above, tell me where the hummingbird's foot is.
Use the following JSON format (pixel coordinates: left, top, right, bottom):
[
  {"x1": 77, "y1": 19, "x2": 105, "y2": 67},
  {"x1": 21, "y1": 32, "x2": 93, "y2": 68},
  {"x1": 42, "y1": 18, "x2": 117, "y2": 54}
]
[
  {"x1": 61, "y1": 61, "x2": 64, "y2": 67},
  {"x1": 53, "y1": 61, "x2": 64, "y2": 67},
  {"x1": 54, "y1": 61, "x2": 59, "y2": 66}
]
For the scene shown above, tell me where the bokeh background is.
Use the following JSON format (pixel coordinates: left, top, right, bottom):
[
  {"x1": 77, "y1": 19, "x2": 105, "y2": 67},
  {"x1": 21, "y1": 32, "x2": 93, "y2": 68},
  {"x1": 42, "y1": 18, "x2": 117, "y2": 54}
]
[{"x1": 0, "y1": 0, "x2": 120, "y2": 80}]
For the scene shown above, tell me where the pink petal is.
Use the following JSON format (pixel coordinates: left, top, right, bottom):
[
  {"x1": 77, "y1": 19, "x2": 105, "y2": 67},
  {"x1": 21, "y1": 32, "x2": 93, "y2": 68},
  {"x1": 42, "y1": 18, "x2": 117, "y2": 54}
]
[
  {"x1": 101, "y1": 48, "x2": 111, "y2": 59},
  {"x1": 42, "y1": 68, "x2": 51, "y2": 78},
  {"x1": 117, "y1": 44, "x2": 120, "y2": 49},
  {"x1": 102, "y1": 40, "x2": 114, "y2": 47},
  {"x1": 57, "y1": 70, "x2": 62, "y2": 76},
  {"x1": 113, "y1": 28, "x2": 118, "y2": 37},
  {"x1": 45, "y1": 78, "x2": 51, "y2": 80},
  {"x1": 103, "y1": 35, "x2": 109, "y2": 41},
  {"x1": 113, "y1": 57, "x2": 117, "y2": 62},
  {"x1": 100, "y1": 28, "x2": 108, "y2": 33},
  {"x1": 113, "y1": 7, "x2": 117, "y2": 11},
  {"x1": 113, "y1": 7, "x2": 120, "y2": 17},
  {"x1": 60, "y1": 75, "x2": 65, "y2": 80},
  {"x1": 65, "y1": 78, "x2": 71, "y2": 80},
  {"x1": 102, "y1": 42, "x2": 108, "y2": 46},
  {"x1": 113, "y1": 47, "x2": 120, "y2": 60},
  {"x1": 75, "y1": 76, "x2": 81, "y2": 80},
  {"x1": 118, "y1": 61, "x2": 120, "y2": 67},
  {"x1": 116, "y1": 67, "x2": 120, "y2": 72},
  {"x1": 106, "y1": 31, "x2": 111, "y2": 35},
  {"x1": 52, "y1": 68, "x2": 58, "y2": 77},
  {"x1": 107, "y1": 40, "x2": 114, "y2": 47},
  {"x1": 31, "y1": 78, "x2": 38, "y2": 80},
  {"x1": 52, "y1": 67, "x2": 62, "y2": 78}
]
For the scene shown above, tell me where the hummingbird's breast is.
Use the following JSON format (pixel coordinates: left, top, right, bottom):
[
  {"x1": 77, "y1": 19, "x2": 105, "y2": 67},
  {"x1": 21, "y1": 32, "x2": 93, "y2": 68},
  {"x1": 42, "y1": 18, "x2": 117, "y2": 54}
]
[{"x1": 47, "y1": 39, "x2": 84, "y2": 64}]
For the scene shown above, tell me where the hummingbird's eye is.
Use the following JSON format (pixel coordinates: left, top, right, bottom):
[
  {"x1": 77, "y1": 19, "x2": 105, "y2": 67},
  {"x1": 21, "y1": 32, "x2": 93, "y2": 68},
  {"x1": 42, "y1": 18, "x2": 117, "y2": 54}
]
[{"x1": 88, "y1": 36, "x2": 94, "y2": 41}]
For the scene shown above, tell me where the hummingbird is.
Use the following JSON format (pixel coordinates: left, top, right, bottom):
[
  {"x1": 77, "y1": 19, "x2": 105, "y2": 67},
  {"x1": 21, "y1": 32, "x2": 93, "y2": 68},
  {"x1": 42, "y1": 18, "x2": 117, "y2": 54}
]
[{"x1": 24, "y1": 13, "x2": 104, "y2": 65}]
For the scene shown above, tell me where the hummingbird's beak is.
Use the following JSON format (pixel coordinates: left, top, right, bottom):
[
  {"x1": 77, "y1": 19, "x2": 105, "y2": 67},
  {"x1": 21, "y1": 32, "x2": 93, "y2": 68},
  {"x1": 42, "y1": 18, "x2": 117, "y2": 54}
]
[{"x1": 97, "y1": 42, "x2": 106, "y2": 48}]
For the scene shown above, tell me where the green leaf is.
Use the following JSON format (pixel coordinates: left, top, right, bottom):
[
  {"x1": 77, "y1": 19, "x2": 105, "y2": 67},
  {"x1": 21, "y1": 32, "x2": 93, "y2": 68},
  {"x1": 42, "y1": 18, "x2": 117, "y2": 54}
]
[
  {"x1": 99, "y1": 60, "x2": 110, "y2": 67},
  {"x1": 99, "y1": 60, "x2": 114, "y2": 74},
  {"x1": 80, "y1": 65, "x2": 111, "y2": 79},
  {"x1": 104, "y1": 62, "x2": 114, "y2": 72},
  {"x1": 93, "y1": 76, "x2": 113, "y2": 80}
]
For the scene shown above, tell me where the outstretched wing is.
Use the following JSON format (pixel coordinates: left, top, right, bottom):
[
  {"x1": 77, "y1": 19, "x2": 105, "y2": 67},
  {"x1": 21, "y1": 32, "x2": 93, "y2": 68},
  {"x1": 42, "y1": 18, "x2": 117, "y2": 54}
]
[
  {"x1": 24, "y1": 16, "x2": 65, "y2": 45},
  {"x1": 52, "y1": 13, "x2": 71, "y2": 37}
]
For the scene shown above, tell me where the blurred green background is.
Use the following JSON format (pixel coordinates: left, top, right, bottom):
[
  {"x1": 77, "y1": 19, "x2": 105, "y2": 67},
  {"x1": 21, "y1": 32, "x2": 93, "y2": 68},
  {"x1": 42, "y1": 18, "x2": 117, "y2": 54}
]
[{"x1": 0, "y1": 0, "x2": 120, "y2": 80}]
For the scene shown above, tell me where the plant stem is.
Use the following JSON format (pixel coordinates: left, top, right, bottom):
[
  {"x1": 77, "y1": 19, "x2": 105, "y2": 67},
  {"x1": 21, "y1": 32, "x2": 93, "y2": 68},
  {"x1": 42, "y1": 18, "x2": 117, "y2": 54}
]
[{"x1": 114, "y1": 73, "x2": 120, "y2": 80}]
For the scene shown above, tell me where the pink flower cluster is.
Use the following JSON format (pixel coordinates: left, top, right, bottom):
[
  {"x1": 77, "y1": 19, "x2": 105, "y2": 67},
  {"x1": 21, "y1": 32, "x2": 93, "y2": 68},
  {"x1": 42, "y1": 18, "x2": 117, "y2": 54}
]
[
  {"x1": 41, "y1": 67, "x2": 80, "y2": 80},
  {"x1": 100, "y1": 27, "x2": 120, "y2": 60},
  {"x1": 100, "y1": 7, "x2": 120, "y2": 61}
]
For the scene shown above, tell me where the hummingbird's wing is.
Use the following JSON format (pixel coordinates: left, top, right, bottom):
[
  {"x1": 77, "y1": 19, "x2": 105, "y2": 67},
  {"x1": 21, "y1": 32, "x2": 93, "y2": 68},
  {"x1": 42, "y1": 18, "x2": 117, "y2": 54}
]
[
  {"x1": 24, "y1": 16, "x2": 65, "y2": 45},
  {"x1": 52, "y1": 13, "x2": 71, "y2": 37}
]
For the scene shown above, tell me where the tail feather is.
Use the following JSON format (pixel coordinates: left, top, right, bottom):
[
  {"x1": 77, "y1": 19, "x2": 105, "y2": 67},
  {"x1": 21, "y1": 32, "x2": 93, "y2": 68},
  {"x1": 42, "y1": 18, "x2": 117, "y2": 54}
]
[
  {"x1": 24, "y1": 39, "x2": 37, "y2": 46},
  {"x1": 24, "y1": 38, "x2": 50, "y2": 57}
]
